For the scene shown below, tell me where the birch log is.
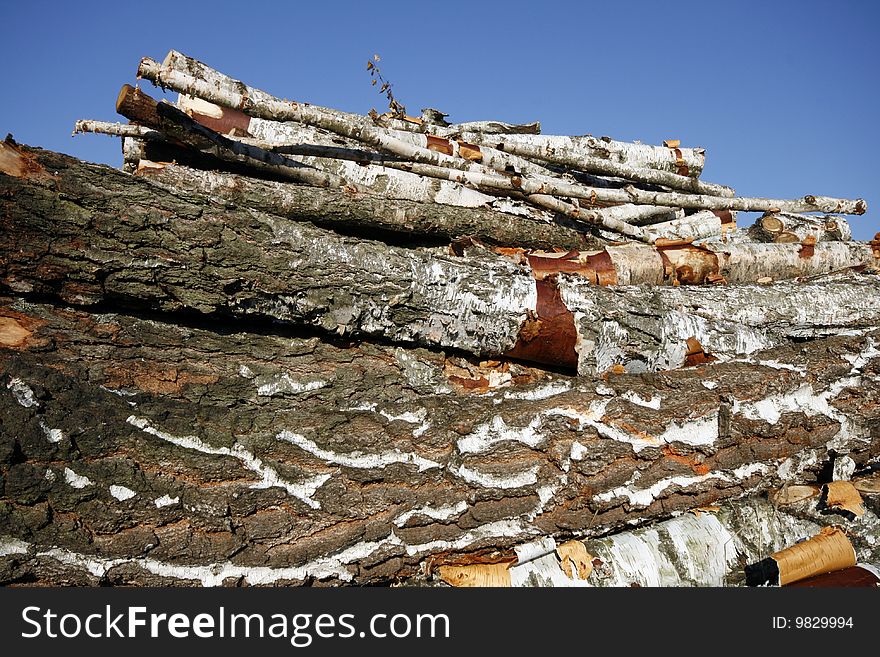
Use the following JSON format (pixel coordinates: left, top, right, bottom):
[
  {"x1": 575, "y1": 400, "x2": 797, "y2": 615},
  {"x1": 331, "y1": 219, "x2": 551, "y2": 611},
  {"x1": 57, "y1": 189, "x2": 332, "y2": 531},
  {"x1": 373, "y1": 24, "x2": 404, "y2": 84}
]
[
  {"x1": 116, "y1": 85, "x2": 348, "y2": 190},
  {"x1": 503, "y1": 239, "x2": 877, "y2": 287},
  {"x1": 748, "y1": 212, "x2": 853, "y2": 243},
  {"x1": 138, "y1": 55, "x2": 867, "y2": 216},
  {"x1": 134, "y1": 161, "x2": 598, "y2": 250},
  {"x1": 442, "y1": 499, "x2": 822, "y2": 587},
  {"x1": 162, "y1": 50, "x2": 540, "y2": 138},
  {"x1": 2, "y1": 297, "x2": 880, "y2": 586},
  {"x1": 160, "y1": 50, "x2": 693, "y2": 180},
  {"x1": 178, "y1": 96, "x2": 731, "y2": 198},
  {"x1": 459, "y1": 132, "x2": 706, "y2": 178},
  {"x1": 640, "y1": 210, "x2": 735, "y2": 243},
  {"x1": 459, "y1": 132, "x2": 733, "y2": 196},
  {"x1": 564, "y1": 274, "x2": 880, "y2": 373},
  {"x1": 3, "y1": 143, "x2": 879, "y2": 374}
]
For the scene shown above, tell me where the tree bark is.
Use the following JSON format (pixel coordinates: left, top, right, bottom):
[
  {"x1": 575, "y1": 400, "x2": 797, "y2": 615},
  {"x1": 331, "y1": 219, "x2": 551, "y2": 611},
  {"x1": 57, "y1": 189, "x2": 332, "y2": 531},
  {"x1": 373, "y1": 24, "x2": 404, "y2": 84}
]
[
  {"x1": 2, "y1": 143, "x2": 878, "y2": 374},
  {"x1": 748, "y1": 212, "x2": 853, "y2": 243},
  {"x1": 459, "y1": 132, "x2": 706, "y2": 178},
  {"x1": 2, "y1": 297, "x2": 879, "y2": 586},
  {"x1": 117, "y1": 85, "x2": 347, "y2": 190},
  {"x1": 461, "y1": 132, "x2": 732, "y2": 196},
  {"x1": 137, "y1": 56, "x2": 867, "y2": 217},
  {"x1": 179, "y1": 96, "x2": 731, "y2": 198},
  {"x1": 134, "y1": 160, "x2": 598, "y2": 250},
  {"x1": 640, "y1": 210, "x2": 735, "y2": 243}
]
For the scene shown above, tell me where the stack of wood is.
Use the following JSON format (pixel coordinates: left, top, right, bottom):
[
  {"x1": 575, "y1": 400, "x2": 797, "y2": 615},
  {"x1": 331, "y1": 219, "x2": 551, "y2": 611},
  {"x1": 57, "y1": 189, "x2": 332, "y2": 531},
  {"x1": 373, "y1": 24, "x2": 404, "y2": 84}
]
[{"x1": 1, "y1": 50, "x2": 878, "y2": 587}]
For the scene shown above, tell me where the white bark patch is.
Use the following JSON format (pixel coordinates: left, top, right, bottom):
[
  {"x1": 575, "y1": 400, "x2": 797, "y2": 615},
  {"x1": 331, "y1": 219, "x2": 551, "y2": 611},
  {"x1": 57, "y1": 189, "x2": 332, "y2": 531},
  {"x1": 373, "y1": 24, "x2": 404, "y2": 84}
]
[
  {"x1": 702, "y1": 380, "x2": 719, "y2": 390},
  {"x1": 393, "y1": 501, "x2": 469, "y2": 527},
  {"x1": 621, "y1": 391, "x2": 661, "y2": 409},
  {"x1": 570, "y1": 441, "x2": 589, "y2": 461},
  {"x1": 503, "y1": 381, "x2": 571, "y2": 401},
  {"x1": 655, "y1": 413, "x2": 718, "y2": 448},
  {"x1": 44, "y1": 469, "x2": 55, "y2": 482},
  {"x1": 0, "y1": 536, "x2": 30, "y2": 557},
  {"x1": 6, "y1": 377, "x2": 38, "y2": 408},
  {"x1": 276, "y1": 429, "x2": 440, "y2": 472},
  {"x1": 545, "y1": 402, "x2": 717, "y2": 452},
  {"x1": 833, "y1": 456, "x2": 857, "y2": 482},
  {"x1": 403, "y1": 519, "x2": 535, "y2": 556},
  {"x1": 514, "y1": 537, "x2": 558, "y2": 563},
  {"x1": 153, "y1": 495, "x2": 180, "y2": 508},
  {"x1": 31, "y1": 532, "x2": 404, "y2": 585},
  {"x1": 109, "y1": 485, "x2": 136, "y2": 501},
  {"x1": 732, "y1": 356, "x2": 872, "y2": 457},
  {"x1": 595, "y1": 463, "x2": 771, "y2": 508},
  {"x1": 39, "y1": 421, "x2": 65, "y2": 443},
  {"x1": 457, "y1": 415, "x2": 545, "y2": 454},
  {"x1": 509, "y1": 552, "x2": 592, "y2": 587},
  {"x1": 756, "y1": 359, "x2": 807, "y2": 374},
  {"x1": 127, "y1": 416, "x2": 330, "y2": 509},
  {"x1": 63, "y1": 468, "x2": 93, "y2": 489},
  {"x1": 379, "y1": 408, "x2": 432, "y2": 438},
  {"x1": 452, "y1": 464, "x2": 539, "y2": 489},
  {"x1": 255, "y1": 372, "x2": 327, "y2": 396}
]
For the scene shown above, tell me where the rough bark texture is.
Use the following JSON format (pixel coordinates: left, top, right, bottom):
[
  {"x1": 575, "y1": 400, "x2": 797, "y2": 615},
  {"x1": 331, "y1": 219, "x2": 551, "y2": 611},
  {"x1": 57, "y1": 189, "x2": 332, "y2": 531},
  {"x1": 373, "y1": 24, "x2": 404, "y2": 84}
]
[
  {"x1": 138, "y1": 54, "x2": 866, "y2": 217},
  {"x1": 3, "y1": 144, "x2": 878, "y2": 375},
  {"x1": 2, "y1": 297, "x2": 879, "y2": 586},
  {"x1": 134, "y1": 161, "x2": 598, "y2": 250},
  {"x1": 748, "y1": 212, "x2": 853, "y2": 243},
  {"x1": 460, "y1": 132, "x2": 707, "y2": 178},
  {"x1": 564, "y1": 274, "x2": 880, "y2": 373}
]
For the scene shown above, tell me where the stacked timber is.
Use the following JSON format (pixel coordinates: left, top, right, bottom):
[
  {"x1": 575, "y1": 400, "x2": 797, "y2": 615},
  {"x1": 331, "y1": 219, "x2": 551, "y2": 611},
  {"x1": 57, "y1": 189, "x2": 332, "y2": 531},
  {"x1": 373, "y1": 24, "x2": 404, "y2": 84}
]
[{"x1": 0, "y1": 50, "x2": 878, "y2": 587}]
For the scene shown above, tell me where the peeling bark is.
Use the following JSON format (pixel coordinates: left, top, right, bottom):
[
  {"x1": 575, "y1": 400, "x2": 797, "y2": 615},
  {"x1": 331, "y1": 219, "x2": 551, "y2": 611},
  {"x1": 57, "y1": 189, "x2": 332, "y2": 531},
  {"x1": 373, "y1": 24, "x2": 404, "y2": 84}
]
[
  {"x1": 459, "y1": 132, "x2": 706, "y2": 178},
  {"x1": 134, "y1": 161, "x2": 597, "y2": 250},
  {"x1": 2, "y1": 144, "x2": 878, "y2": 375},
  {"x1": 117, "y1": 85, "x2": 347, "y2": 190},
  {"x1": 748, "y1": 212, "x2": 853, "y2": 243},
  {"x1": 462, "y1": 132, "x2": 731, "y2": 196},
  {"x1": 640, "y1": 210, "x2": 735, "y2": 243},
  {"x1": 2, "y1": 297, "x2": 879, "y2": 586},
  {"x1": 137, "y1": 55, "x2": 867, "y2": 217}
]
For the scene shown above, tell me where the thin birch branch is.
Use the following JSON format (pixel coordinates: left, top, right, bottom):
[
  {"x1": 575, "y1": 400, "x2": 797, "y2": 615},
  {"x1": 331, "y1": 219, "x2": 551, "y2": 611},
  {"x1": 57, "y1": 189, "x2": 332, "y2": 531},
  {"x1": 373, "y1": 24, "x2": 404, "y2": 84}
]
[{"x1": 459, "y1": 132, "x2": 706, "y2": 178}]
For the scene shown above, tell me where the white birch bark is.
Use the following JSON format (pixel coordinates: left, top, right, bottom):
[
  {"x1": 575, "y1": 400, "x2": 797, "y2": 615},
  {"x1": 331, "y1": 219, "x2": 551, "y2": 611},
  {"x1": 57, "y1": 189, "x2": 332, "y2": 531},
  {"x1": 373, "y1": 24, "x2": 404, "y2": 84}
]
[
  {"x1": 516, "y1": 240, "x2": 875, "y2": 287},
  {"x1": 749, "y1": 212, "x2": 853, "y2": 243},
  {"x1": 641, "y1": 210, "x2": 735, "y2": 243},
  {"x1": 138, "y1": 57, "x2": 867, "y2": 217},
  {"x1": 73, "y1": 120, "x2": 160, "y2": 140},
  {"x1": 504, "y1": 499, "x2": 821, "y2": 587},
  {"x1": 428, "y1": 120, "x2": 541, "y2": 136},
  {"x1": 564, "y1": 273, "x2": 880, "y2": 374},
  {"x1": 459, "y1": 132, "x2": 706, "y2": 178},
  {"x1": 121, "y1": 136, "x2": 146, "y2": 173}
]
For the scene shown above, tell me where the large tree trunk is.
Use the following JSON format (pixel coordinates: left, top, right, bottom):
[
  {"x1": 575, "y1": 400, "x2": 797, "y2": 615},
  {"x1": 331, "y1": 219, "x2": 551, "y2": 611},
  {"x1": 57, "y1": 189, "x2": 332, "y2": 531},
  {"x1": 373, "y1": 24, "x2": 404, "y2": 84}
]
[
  {"x1": 2, "y1": 143, "x2": 878, "y2": 374},
  {"x1": 2, "y1": 296, "x2": 879, "y2": 586}
]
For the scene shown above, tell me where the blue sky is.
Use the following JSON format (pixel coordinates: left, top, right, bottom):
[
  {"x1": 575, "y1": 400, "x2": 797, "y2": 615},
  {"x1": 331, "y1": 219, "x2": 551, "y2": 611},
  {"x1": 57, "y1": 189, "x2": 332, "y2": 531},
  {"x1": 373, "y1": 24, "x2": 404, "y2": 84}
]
[{"x1": 2, "y1": 0, "x2": 877, "y2": 238}]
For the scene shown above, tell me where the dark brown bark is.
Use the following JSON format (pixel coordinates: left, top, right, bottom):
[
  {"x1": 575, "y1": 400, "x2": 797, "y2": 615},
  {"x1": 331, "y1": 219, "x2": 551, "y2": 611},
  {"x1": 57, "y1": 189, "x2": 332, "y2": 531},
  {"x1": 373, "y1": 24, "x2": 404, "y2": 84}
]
[
  {"x1": 134, "y1": 161, "x2": 599, "y2": 251},
  {"x1": 3, "y1": 143, "x2": 879, "y2": 376},
  {"x1": 2, "y1": 297, "x2": 879, "y2": 586}
]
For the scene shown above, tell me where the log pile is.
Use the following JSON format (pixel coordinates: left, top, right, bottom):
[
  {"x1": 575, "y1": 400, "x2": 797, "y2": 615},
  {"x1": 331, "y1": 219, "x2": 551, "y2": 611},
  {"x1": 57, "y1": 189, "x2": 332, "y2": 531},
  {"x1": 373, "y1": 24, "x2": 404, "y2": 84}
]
[{"x1": 1, "y1": 50, "x2": 878, "y2": 587}]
